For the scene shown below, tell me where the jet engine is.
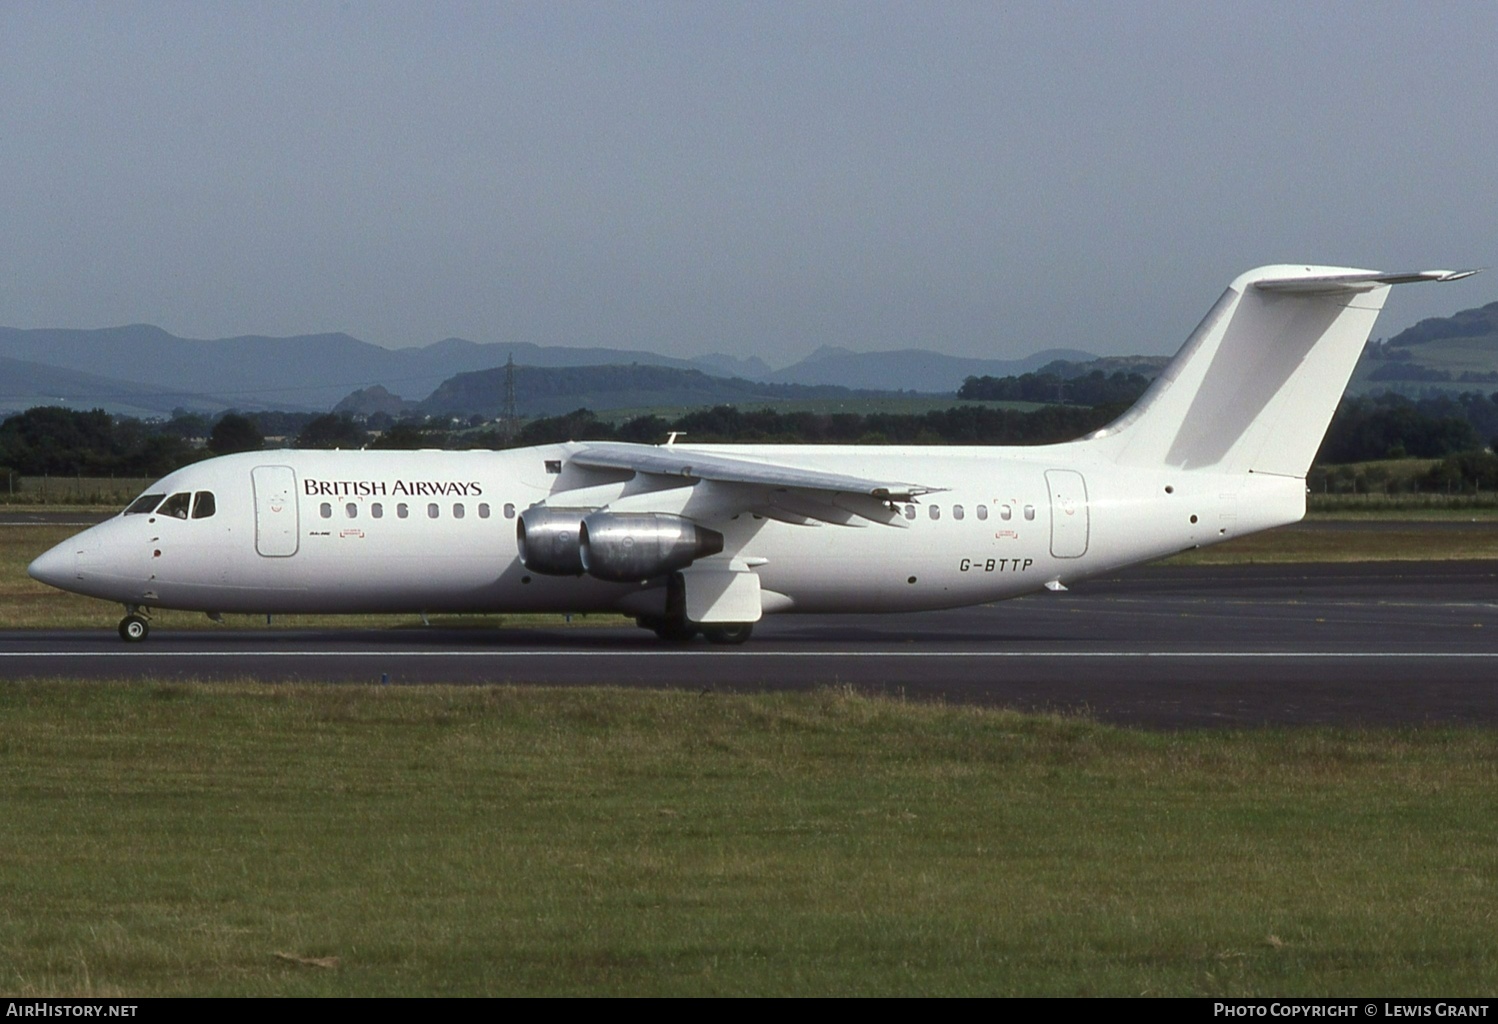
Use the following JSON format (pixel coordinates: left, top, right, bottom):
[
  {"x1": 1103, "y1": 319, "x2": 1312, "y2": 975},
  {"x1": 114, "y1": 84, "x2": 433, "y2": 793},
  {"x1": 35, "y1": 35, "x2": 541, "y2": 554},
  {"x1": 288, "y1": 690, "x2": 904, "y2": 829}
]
[
  {"x1": 579, "y1": 512, "x2": 724, "y2": 583},
  {"x1": 515, "y1": 507, "x2": 588, "y2": 576}
]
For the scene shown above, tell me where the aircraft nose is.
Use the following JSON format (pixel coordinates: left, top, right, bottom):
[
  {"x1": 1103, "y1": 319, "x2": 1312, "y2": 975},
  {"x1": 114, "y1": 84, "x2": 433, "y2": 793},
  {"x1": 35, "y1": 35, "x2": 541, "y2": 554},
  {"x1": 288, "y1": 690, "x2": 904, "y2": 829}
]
[{"x1": 28, "y1": 542, "x2": 77, "y2": 588}]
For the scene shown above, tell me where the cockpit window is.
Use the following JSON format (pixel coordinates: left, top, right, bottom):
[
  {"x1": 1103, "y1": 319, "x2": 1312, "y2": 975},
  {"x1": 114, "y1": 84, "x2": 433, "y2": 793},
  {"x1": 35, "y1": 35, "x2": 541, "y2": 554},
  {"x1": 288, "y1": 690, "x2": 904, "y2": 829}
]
[
  {"x1": 192, "y1": 491, "x2": 216, "y2": 519},
  {"x1": 157, "y1": 492, "x2": 192, "y2": 519},
  {"x1": 124, "y1": 493, "x2": 166, "y2": 515}
]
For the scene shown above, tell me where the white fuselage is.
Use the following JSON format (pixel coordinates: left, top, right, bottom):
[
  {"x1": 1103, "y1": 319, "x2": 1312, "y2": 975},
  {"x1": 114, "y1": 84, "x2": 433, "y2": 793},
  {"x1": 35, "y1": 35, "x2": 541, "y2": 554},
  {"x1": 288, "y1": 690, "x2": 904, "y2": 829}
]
[{"x1": 29, "y1": 443, "x2": 1306, "y2": 619}]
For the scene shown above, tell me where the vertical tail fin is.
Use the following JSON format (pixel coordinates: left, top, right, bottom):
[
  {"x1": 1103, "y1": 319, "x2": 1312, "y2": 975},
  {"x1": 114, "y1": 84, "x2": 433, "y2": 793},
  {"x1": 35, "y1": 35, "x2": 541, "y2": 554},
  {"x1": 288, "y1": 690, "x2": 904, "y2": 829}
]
[{"x1": 1086, "y1": 265, "x2": 1476, "y2": 478}]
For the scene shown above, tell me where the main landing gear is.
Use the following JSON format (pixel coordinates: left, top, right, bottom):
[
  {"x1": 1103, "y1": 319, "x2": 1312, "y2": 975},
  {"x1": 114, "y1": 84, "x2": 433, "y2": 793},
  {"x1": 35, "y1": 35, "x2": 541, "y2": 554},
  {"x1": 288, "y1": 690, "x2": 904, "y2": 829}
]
[
  {"x1": 633, "y1": 573, "x2": 755, "y2": 644},
  {"x1": 119, "y1": 606, "x2": 150, "y2": 642},
  {"x1": 634, "y1": 615, "x2": 754, "y2": 645},
  {"x1": 701, "y1": 622, "x2": 754, "y2": 645}
]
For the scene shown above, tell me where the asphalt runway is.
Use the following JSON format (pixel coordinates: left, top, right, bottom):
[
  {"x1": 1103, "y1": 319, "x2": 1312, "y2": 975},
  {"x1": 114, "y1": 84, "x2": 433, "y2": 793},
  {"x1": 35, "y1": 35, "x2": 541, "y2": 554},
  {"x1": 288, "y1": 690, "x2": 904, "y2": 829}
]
[{"x1": 4, "y1": 560, "x2": 1497, "y2": 729}]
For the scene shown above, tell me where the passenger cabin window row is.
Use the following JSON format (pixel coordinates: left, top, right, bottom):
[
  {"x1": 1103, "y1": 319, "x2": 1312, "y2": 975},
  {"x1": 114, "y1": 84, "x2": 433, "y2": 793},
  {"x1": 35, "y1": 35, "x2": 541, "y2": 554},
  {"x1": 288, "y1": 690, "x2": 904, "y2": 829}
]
[
  {"x1": 901, "y1": 501, "x2": 1034, "y2": 522},
  {"x1": 124, "y1": 490, "x2": 520, "y2": 525},
  {"x1": 124, "y1": 491, "x2": 216, "y2": 519},
  {"x1": 318, "y1": 501, "x2": 499, "y2": 521}
]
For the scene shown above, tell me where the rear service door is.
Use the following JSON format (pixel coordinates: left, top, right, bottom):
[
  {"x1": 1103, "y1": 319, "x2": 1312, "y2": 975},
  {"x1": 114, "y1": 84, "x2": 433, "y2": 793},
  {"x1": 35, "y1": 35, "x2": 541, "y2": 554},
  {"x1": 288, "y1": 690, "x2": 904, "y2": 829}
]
[
  {"x1": 1045, "y1": 469, "x2": 1089, "y2": 559},
  {"x1": 252, "y1": 465, "x2": 299, "y2": 557}
]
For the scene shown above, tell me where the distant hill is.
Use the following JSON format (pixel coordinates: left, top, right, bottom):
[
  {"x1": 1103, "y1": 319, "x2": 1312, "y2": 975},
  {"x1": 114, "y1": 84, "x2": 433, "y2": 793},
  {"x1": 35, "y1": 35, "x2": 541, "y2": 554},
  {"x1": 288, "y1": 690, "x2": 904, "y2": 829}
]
[
  {"x1": 690, "y1": 352, "x2": 775, "y2": 380},
  {"x1": 0, "y1": 326, "x2": 783, "y2": 413},
  {"x1": 333, "y1": 385, "x2": 414, "y2": 418},
  {"x1": 1348, "y1": 300, "x2": 1498, "y2": 397},
  {"x1": 419, "y1": 363, "x2": 893, "y2": 417},
  {"x1": 0, "y1": 353, "x2": 239, "y2": 418},
  {"x1": 1385, "y1": 301, "x2": 1498, "y2": 349},
  {"x1": 0, "y1": 324, "x2": 1102, "y2": 415},
  {"x1": 7, "y1": 292, "x2": 1495, "y2": 420},
  {"x1": 766, "y1": 346, "x2": 1096, "y2": 392},
  {"x1": 0, "y1": 325, "x2": 388, "y2": 411}
]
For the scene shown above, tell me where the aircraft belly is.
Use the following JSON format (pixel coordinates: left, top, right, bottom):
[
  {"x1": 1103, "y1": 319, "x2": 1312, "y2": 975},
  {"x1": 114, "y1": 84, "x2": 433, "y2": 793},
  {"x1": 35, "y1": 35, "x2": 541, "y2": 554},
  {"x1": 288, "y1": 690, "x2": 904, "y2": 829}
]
[{"x1": 751, "y1": 516, "x2": 1047, "y2": 613}]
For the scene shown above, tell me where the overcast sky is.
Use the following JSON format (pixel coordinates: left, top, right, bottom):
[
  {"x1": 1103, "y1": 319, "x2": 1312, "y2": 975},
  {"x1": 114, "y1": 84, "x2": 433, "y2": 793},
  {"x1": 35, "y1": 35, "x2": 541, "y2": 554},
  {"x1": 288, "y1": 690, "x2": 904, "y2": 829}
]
[{"x1": 2, "y1": 1, "x2": 1494, "y2": 367}]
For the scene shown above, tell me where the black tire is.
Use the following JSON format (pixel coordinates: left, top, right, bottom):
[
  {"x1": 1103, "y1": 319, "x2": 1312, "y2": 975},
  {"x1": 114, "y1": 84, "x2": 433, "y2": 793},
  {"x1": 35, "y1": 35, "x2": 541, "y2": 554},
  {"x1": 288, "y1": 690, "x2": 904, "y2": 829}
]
[
  {"x1": 702, "y1": 622, "x2": 753, "y2": 645},
  {"x1": 118, "y1": 614, "x2": 149, "y2": 643},
  {"x1": 653, "y1": 619, "x2": 699, "y2": 642}
]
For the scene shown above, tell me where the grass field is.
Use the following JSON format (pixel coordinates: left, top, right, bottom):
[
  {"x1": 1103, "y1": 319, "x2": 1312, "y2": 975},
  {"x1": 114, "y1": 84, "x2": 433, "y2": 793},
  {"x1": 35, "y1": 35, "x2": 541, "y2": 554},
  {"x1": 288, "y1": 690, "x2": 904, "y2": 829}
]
[
  {"x1": 5, "y1": 516, "x2": 1498, "y2": 996},
  {"x1": 1165, "y1": 521, "x2": 1498, "y2": 565},
  {"x1": 2, "y1": 682, "x2": 1496, "y2": 997},
  {"x1": 0, "y1": 477, "x2": 152, "y2": 508},
  {"x1": 1308, "y1": 493, "x2": 1498, "y2": 513}
]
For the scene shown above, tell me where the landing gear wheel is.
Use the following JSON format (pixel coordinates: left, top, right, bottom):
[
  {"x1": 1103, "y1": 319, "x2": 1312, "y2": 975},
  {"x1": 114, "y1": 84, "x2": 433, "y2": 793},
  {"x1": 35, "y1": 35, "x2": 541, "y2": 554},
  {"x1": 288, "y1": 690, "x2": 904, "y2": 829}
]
[
  {"x1": 118, "y1": 614, "x2": 149, "y2": 643},
  {"x1": 635, "y1": 615, "x2": 698, "y2": 642},
  {"x1": 702, "y1": 622, "x2": 753, "y2": 645},
  {"x1": 654, "y1": 619, "x2": 699, "y2": 642}
]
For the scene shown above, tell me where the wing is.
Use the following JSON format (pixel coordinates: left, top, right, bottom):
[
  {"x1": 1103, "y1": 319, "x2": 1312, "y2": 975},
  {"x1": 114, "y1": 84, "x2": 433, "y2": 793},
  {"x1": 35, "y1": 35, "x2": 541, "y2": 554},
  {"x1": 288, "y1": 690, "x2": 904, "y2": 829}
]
[
  {"x1": 564, "y1": 441, "x2": 943, "y2": 527},
  {"x1": 571, "y1": 441, "x2": 940, "y2": 502}
]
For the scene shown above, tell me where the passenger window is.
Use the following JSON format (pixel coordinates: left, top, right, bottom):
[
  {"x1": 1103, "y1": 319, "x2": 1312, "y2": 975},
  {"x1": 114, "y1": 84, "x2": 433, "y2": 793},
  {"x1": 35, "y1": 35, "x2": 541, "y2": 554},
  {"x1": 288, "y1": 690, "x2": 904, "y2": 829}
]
[
  {"x1": 1024, "y1": 505, "x2": 1036, "y2": 521},
  {"x1": 397, "y1": 503, "x2": 409, "y2": 519},
  {"x1": 371, "y1": 503, "x2": 383, "y2": 519},
  {"x1": 453, "y1": 503, "x2": 465, "y2": 519},
  {"x1": 158, "y1": 492, "x2": 191, "y2": 519},
  {"x1": 124, "y1": 493, "x2": 166, "y2": 515},
  {"x1": 953, "y1": 505, "x2": 965, "y2": 521},
  {"x1": 427, "y1": 503, "x2": 440, "y2": 519},
  {"x1": 191, "y1": 491, "x2": 216, "y2": 519},
  {"x1": 929, "y1": 505, "x2": 940, "y2": 520},
  {"x1": 504, "y1": 503, "x2": 516, "y2": 519},
  {"x1": 1001, "y1": 505, "x2": 1012, "y2": 521},
  {"x1": 479, "y1": 503, "x2": 491, "y2": 519},
  {"x1": 976, "y1": 504, "x2": 988, "y2": 521},
  {"x1": 345, "y1": 503, "x2": 358, "y2": 519},
  {"x1": 320, "y1": 502, "x2": 332, "y2": 519},
  {"x1": 903, "y1": 504, "x2": 916, "y2": 521}
]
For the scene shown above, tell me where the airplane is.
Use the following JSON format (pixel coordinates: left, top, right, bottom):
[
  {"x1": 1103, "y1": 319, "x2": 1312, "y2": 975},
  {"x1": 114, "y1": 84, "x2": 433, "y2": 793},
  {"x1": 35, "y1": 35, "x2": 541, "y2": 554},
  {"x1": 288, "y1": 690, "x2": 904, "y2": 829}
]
[{"x1": 27, "y1": 264, "x2": 1476, "y2": 644}]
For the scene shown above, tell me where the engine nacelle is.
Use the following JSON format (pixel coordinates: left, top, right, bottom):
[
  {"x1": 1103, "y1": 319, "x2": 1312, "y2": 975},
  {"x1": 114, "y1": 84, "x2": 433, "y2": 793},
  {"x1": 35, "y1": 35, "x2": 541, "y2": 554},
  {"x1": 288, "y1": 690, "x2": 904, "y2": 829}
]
[
  {"x1": 515, "y1": 506, "x2": 589, "y2": 576},
  {"x1": 579, "y1": 512, "x2": 724, "y2": 583}
]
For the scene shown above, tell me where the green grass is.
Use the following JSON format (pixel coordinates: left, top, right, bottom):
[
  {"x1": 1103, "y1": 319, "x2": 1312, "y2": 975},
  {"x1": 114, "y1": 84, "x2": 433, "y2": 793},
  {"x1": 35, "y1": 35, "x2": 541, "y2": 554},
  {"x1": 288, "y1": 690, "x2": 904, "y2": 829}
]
[
  {"x1": 1309, "y1": 493, "x2": 1498, "y2": 512},
  {"x1": 1, "y1": 682, "x2": 1496, "y2": 996},
  {"x1": 1308, "y1": 509, "x2": 1498, "y2": 521},
  {"x1": 1168, "y1": 521, "x2": 1498, "y2": 565},
  {"x1": 0, "y1": 477, "x2": 152, "y2": 507}
]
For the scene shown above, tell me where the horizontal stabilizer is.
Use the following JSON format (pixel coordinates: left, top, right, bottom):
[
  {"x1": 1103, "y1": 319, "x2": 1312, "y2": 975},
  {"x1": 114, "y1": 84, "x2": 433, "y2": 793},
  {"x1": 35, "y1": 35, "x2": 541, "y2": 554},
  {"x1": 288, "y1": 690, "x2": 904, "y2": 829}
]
[{"x1": 1254, "y1": 269, "x2": 1477, "y2": 294}]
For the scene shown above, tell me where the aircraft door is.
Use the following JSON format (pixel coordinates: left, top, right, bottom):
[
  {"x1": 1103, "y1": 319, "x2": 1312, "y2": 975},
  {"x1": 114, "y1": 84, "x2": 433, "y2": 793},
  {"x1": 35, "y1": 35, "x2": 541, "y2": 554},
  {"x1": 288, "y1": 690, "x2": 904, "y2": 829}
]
[
  {"x1": 252, "y1": 465, "x2": 300, "y2": 557},
  {"x1": 1045, "y1": 469, "x2": 1089, "y2": 559}
]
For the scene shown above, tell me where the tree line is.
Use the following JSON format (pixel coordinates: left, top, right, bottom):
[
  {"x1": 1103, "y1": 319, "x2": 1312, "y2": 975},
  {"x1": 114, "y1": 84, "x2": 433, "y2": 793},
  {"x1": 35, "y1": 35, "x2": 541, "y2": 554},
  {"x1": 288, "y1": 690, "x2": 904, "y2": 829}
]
[
  {"x1": 8, "y1": 384, "x2": 1498, "y2": 489},
  {"x1": 957, "y1": 370, "x2": 1153, "y2": 406}
]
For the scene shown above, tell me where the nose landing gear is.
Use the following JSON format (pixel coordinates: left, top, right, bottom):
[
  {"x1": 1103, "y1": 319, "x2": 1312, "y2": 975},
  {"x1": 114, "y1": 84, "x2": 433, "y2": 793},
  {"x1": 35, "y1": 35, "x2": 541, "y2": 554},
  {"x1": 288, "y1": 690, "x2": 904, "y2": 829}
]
[{"x1": 118, "y1": 606, "x2": 150, "y2": 642}]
